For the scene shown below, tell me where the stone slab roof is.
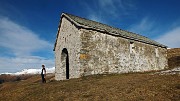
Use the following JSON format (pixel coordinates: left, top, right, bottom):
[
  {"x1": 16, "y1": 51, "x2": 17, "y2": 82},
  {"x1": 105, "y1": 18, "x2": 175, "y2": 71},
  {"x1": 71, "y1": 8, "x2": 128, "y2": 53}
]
[{"x1": 54, "y1": 13, "x2": 167, "y2": 51}]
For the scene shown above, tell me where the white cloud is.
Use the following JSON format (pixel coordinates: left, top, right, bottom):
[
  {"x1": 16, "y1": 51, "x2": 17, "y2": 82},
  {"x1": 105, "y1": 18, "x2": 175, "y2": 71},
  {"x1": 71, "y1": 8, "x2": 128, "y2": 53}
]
[
  {"x1": 128, "y1": 17, "x2": 156, "y2": 36},
  {"x1": 81, "y1": 0, "x2": 135, "y2": 24},
  {"x1": 155, "y1": 27, "x2": 180, "y2": 48},
  {"x1": 128, "y1": 17, "x2": 180, "y2": 48},
  {"x1": 1, "y1": 67, "x2": 55, "y2": 75},
  {"x1": 0, "y1": 16, "x2": 54, "y2": 73},
  {"x1": 0, "y1": 56, "x2": 54, "y2": 72},
  {"x1": 0, "y1": 16, "x2": 52, "y2": 56},
  {"x1": 88, "y1": 14, "x2": 105, "y2": 23},
  {"x1": 98, "y1": 0, "x2": 135, "y2": 16},
  {"x1": 98, "y1": 0, "x2": 117, "y2": 16}
]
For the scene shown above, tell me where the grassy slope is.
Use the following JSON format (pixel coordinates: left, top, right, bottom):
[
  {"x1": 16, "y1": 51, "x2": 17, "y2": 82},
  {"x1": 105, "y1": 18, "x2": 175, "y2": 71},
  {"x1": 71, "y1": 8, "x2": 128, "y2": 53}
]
[
  {"x1": 0, "y1": 48, "x2": 180, "y2": 101},
  {"x1": 0, "y1": 73, "x2": 179, "y2": 101},
  {"x1": 168, "y1": 48, "x2": 180, "y2": 68}
]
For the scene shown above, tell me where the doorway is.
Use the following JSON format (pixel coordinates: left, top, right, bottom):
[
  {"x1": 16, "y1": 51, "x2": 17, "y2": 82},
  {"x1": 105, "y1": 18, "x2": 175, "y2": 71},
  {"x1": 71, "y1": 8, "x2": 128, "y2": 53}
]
[{"x1": 61, "y1": 48, "x2": 69, "y2": 79}]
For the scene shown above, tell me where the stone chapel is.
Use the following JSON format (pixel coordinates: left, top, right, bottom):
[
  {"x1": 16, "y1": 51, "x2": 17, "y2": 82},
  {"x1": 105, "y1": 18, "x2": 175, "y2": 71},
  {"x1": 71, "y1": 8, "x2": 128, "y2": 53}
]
[{"x1": 54, "y1": 13, "x2": 168, "y2": 80}]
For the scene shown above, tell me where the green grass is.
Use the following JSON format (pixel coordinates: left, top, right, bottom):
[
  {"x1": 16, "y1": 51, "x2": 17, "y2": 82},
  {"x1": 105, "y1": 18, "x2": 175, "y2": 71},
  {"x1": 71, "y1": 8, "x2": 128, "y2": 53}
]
[{"x1": 0, "y1": 73, "x2": 180, "y2": 101}]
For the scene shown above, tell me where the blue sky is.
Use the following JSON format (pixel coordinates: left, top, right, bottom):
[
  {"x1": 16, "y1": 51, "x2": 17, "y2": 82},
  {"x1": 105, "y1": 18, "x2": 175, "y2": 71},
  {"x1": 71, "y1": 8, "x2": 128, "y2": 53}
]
[{"x1": 0, "y1": 0, "x2": 180, "y2": 73}]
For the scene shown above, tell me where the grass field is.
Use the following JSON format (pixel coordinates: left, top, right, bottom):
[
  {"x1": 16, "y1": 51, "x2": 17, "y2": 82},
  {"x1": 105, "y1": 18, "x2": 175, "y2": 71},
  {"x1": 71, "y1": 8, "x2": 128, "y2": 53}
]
[{"x1": 0, "y1": 72, "x2": 179, "y2": 101}]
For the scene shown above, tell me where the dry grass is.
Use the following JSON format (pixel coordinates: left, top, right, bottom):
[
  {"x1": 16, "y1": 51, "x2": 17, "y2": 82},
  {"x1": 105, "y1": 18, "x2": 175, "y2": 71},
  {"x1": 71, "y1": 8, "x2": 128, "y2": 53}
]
[
  {"x1": 0, "y1": 74, "x2": 34, "y2": 84},
  {"x1": 168, "y1": 48, "x2": 180, "y2": 68},
  {"x1": 0, "y1": 73, "x2": 179, "y2": 101}
]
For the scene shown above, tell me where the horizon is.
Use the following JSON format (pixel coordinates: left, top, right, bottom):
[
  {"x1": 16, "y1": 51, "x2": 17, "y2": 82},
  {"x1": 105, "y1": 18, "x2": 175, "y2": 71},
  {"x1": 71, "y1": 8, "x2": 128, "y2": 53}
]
[
  {"x1": 0, "y1": 0, "x2": 180, "y2": 73},
  {"x1": 0, "y1": 67, "x2": 55, "y2": 75}
]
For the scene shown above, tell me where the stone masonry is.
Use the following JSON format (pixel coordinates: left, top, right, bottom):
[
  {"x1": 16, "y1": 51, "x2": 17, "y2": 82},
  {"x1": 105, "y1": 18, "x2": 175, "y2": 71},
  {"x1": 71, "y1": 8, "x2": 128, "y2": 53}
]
[{"x1": 54, "y1": 13, "x2": 168, "y2": 80}]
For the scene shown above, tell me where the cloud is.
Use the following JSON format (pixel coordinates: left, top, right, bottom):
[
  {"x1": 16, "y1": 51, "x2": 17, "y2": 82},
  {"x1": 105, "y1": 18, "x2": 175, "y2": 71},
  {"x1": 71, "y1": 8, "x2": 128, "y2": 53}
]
[
  {"x1": 128, "y1": 16, "x2": 180, "y2": 48},
  {"x1": 0, "y1": 56, "x2": 54, "y2": 73},
  {"x1": 0, "y1": 16, "x2": 54, "y2": 73},
  {"x1": 88, "y1": 14, "x2": 105, "y2": 23},
  {"x1": 98, "y1": 0, "x2": 117, "y2": 16},
  {"x1": 81, "y1": 0, "x2": 135, "y2": 24},
  {"x1": 128, "y1": 17, "x2": 158, "y2": 37},
  {"x1": 1, "y1": 67, "x2": 55, "y2": 75},
  {"x1": 129, "y1": 17, "x2": 153, "y2": 32},
  {"x1": 155, "y1": 27, "x2": 180, "y2": 48},
  {"x1": 98, "y1": 0, "x2": 134, "y2": 16},
  {"x1": 0, "y1": 16, "x2": 52, "y2": 56}
]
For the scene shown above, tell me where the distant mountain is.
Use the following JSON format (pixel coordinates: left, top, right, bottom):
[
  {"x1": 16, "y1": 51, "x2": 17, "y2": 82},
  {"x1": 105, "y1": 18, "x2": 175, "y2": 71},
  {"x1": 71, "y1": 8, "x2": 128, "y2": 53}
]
[{"x1": 0, "y1": 67, "x2": 55, "y2": 75}]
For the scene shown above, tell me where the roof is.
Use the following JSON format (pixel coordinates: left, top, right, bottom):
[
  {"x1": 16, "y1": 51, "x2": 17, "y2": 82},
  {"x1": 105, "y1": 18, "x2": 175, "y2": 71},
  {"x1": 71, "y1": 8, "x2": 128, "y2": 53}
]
[{"x1": 54, "y1": 13, "x2": 167, "y2": 51}]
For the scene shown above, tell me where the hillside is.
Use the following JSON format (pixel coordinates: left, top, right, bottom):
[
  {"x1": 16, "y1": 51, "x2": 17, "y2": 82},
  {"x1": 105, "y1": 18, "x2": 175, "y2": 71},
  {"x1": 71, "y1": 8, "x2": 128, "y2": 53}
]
[
  {"x1": 0, "y1": 48, "x2": 179, "y2": 101},
  {"x1": 0, "y1": 73, "x2": 179, "y2": 101},
  {"x1": 168, "y1": 48, "x2": 180, "y2": 68}
]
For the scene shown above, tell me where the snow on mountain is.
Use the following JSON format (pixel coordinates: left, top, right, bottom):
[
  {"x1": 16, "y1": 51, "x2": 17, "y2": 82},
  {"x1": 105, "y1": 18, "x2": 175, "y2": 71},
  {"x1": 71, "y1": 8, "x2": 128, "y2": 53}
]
[{"x1": 1, "y1": 67, "x2": 55, "y2": 75}]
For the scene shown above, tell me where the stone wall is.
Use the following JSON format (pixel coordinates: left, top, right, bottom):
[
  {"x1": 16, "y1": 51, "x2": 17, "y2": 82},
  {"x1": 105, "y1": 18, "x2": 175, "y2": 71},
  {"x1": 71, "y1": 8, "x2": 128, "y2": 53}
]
[
  {"x1": 55, "y1": 17, "x2": 82, "y2": 80},
  {"x1": 79, "y1": 29, "x2": 168, "y2": 76}
]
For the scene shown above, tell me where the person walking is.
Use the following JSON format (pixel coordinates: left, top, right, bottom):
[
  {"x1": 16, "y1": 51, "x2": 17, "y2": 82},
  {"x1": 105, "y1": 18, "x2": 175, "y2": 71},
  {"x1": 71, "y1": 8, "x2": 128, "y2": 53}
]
[{"x1": 41, "y1": 65, "x2": 46, "y2": 83}]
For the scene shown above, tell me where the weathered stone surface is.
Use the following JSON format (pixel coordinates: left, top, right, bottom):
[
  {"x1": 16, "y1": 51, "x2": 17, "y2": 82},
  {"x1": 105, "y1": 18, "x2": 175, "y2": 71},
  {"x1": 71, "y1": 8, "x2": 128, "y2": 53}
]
[
  {"x1": 78, "y1": 29, "x2": 168, "y2": 76},
  {"x1": 55, "y1": 17, "x2": 82, "y2": 80},
  {"x1": 54, "y1": 13, "x2": 168, "y2": 80}
]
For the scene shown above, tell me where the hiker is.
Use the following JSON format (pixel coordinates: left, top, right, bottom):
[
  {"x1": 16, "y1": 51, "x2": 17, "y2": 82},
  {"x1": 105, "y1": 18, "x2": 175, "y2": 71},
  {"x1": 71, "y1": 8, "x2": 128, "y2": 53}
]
[{"x1": 41, "y1": 65, "x2": 46, "y2": 83}]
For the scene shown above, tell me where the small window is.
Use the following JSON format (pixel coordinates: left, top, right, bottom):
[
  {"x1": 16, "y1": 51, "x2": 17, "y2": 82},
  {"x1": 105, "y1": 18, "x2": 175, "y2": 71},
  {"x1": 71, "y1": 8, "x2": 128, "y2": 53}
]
[
  {"x1": 155, "y1": 48, "x2": 159, "y2": 57},
  {"x1": 130, "y1": 42, "x2": 135, "y2": 54}
]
